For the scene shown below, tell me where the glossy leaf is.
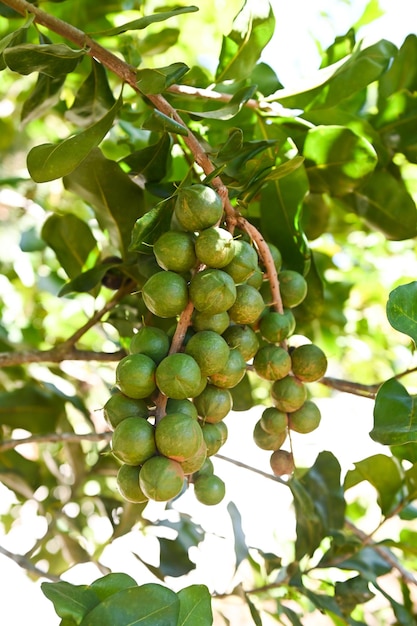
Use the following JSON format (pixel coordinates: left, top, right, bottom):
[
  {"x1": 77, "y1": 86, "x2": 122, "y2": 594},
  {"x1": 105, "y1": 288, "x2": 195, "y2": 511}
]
[
  {"x1": 0, "y1": 14, "x2": 34, "y2": 70},
  {"x1": 216, "y1": 0, "x2": 275, "y2": 82},
  {"x1": 335, "y1": 575, "x2": 374, "y2": 615},
  {"x1": 63, "y1": 148, "x2": 145, "y2": 257},
  {"x1": 0, "y1": 384, "x2": 65, "y2": 432},
  {"x1": 376, "y1": 91, "x2": 417, "y2": 157},
  {"x1": 41, "y1": 214, "x2": 97, "y2": 279},
  {"x1": 41, "y1": 581, "x2": 99, "y2": 624},
  {"x1": 58, "y1": 261, "x2": 121, "y2": 297},
  {"x1": 92, "y1": 6, "x2": 199, "y2": 36},
  {"x1": 378, "y1": 34, "x2": 417, "y2": 105},
  {"x1": 274, "y1": 39, "x2": 396, "y2": 111},
  {"x1": 177, "y1": 585, "x2": 213, "y2": 626},
  {"x1": 180, "y1": 85, "x2": 257, "y2": 120},
  {"x1": 371, "y1": 379, "x2": 417, "y2": 445},
  {"x1": 66, "y1": 59, "x2": 115, "y2": 126},
  {"x1": 129, "y1": 201, "x2": 173, "y2": 253},
  {"x1": 89, "y1": 573, "x2": 137, "y2": 601},
  {"x1": 228, "y1": 501, "x2": 249, "y2": 568},
  {"x1": 4, "y1": 43, "x2": 85, "y2": 77},
  {"x1": 79, "y1": 584, "x2": 179, "y2": 626},
  {"x1": 290, "y1": 451, "x2": 345, "y2": 560},
  {"x1": 21, "y1": 73, "x2": 66, "y2": 123},
  {"x1": 122, "y1": 134, "x2": 172, "y2": 182},
  {"x1": 137, "y1": 62, "x2": 189, "y2": 94},
  {"x1": 142, "y1": 109, "x2": 189, "y2": 135},
  {"x1": 260, "y1": 165, "x2": 310, "y2": 273},
  {"x1": 344, "y1": 169, "x2": 417, "y2": 240},
  {"x1": 344, "y1": 454, "x2": 403, "y2": 515},
  {"x1": 304, "y1": 125, "x2": 377, "y2": 195},
  {"x1": 386, "y1": 282, "x2": 417, "y2": 344},
  {"x1": 27, "y1": 95, "x2": 122, "y2": 182}
]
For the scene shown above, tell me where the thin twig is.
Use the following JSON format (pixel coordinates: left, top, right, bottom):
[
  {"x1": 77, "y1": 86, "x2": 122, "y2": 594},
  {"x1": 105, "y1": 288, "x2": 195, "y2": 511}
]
[
  {"x1": 0, "y1": 431, "x2": 112, "y2": 453},
  {"x1": 215, "y1": 453, "x2": 288, "y2": 485},
  {"x1": 320, "y1": 377, "x2": 381, "y2": 399},
  {"x1": 0, "y1": 544, "x2": 62, "y2": 582}
]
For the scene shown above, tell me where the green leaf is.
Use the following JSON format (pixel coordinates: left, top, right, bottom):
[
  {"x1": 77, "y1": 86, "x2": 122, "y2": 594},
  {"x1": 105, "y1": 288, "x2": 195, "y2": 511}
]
[
  {"x1": 63, "y1": 148, "x2": 145, "y2": 258},
  {"x1": 79, "y1": 584, "x2": 179, "y2": 626},
  {"x1": 92, "y1": 6, "x2": 199, "y2": 37},
  {"x1": 216, "y1": 0, "x2": 275, "y2": 82},
  {"x1": 0, "y1": 448, "x2": 41, "y2": 497},
  {"x1": 344, "y1": 170, "x2": 417, "y2": 240},
  {"x1": 58, "y1": 261, "x2": 120, "y2": 297},
  {"x1": 41, "y1": 214, "x2": 97, "y2": 279},
  {"x1": 371, "y1": 379, "x2": 417, "y2": 445},
  {"x1": 21, "y1": 73, "x2": 66, "y2": 123},
  {"x1": 335, "y1": 576, "x2": 374, "y2": 616},
  {"x1": 344, "y1": 454, "x2": 403, "y2": 515},
  {"x1": 177, "y1": 585, "x2": 213, "y2": 626},
  {"x1": 0, "y1": 14, "x2": 34, "y2": 70},
  {"x1": 290, "y1": 451, "x2": 345, "y2": 559},
  {"x1": 274, "y1": 39, "x2": 396, "y2": 112},
  {"x1": 129, "y1": 201, "x2": 173, "y2": 253},
  {"x1": 27, "y1": 95, "x2": 122, "y2": 183},
  {"x1": 122, "y1": 134, "x2": 172, "y2": 182},
  {"x1": 244, "y1": 592, "x2": 263, "y2": 626},
  {"x1": 260, "y1": 165, "x2": 310, "y2": 273},
  {"x1": 89, "y1": 574, "x2": 137, "y2": 601},
  {"x1": 158, "y1": 537, "x2": 196, "y2": 577},
  {"x1": 376, "y1": 91, "x2": 417, "y2": 158},
  {"x1": 0, "y1": 384, "x2": 65, "y2": 432},
  {"x1": 386, "y1": 282, "x2": 417, "y2": 344},
  {"x1": 66, "y1": 59, "x2": 115, "y2": 126},
  {"x1": 378, "y1": 35, "x2": 417, "y2": 105},
  {"x1": 137, "y1": 62, "x2": 189, "y2": 94},
  {"x1": 180, "y1": 85, "x2": 257, "y2": 120},
  {"x1": 4, "y1": 43, "x2": 85, "y2": 77},
  {"x1": 41, "y1": 581, "x2": 99, "y2": 625},
  {"x1": 227, "y1": 501, "x2": 249, "y2": 568},
  {"x1": 142, "y1": 109, "x2": 189, "y2": 136},
  {"x1": 304, "y1": 125, "x2": 377, "y2": 195}
]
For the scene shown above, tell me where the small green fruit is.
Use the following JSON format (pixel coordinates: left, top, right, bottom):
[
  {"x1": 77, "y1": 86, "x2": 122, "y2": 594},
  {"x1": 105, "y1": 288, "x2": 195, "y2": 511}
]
[
  {"x1": 194, "y1": 474, "x2": 225, "y2": 505},
  {"x1": 139, "y1": 456, "x2": 185, "y2": 502},
  {"x1": 209, "y1": 348, "x2": 246, "y2": 389},
  {"x1": 259, "y1": 310, "x2": 295, "y2": 343},
  {"x1": 117, "y1": 464, "x2": 149, "y2": 503},
  {"x1": 279, "y1": 270, "x2": 308, "y2": 308},
  {"x1": 142, "y1": 271, "x2": 188, "y2": 318},
  {"x1": 185, "y1": 330, "x2": 230, "y2": 376},
  {"x1": 116, "y1": 354, "x2": 156, "y2": 399},
  {"x1": 166, "y1": 398, "x2": 198, "y2": 420},
  {"x1": 103, "y1": 392, "x2": 148, "y2": 429},
  {"x1": 111, "y1": 417, "x2": 156, "y2": 465},
  {"x1": 222, "y1": 324, "x2": 259, "y2": 361},
  {"x1": 174, "y1": 184, "x2": 223, "y2": 232},
  {"x1": 288, "y1": 400, "x2": 321, "y2": 433},
  {"x1": 260, "y1": 407, "x2": 288, "y2": 435},
  {"x1": 192, "y1": 310, "x2": 230, "y2": 334},
  {"x1": 201, "y1": 421, "x2": 228, "y2": 456},
  {"x1": 228, "y1": 284, "x2": 265, "y2": 325},
  {"x1": 223, "y1": 240, "x2": 258, "y2": 284},
  {"x1": 194, "y1": 226, "x2": 235, "y2": 268},
  {"x1": 193, "y1": 384, "x2": 233, "y2": 423},
  {"x1": 290, "y1": 343, "x2": 327, "y2": 382},
  {"x1": 155, "y1": 412, "x2": 203, "y2": 462},
  {"x1": 190, "y1": 268, "x2": 237, "y2": 314},
  {"x1": 253, "y1": 419, "x2": 287, "y2": 450},
  {"x1": 153, "y1": 230, "x2": 196, "y2": 272},
  {"x1": 156, "y1": 353, "x2": 202, "y2": 399},
  {"x1": 129, "y1": 326, "x2": 170, "y2": 364},
  {"x1": 271, "y1": 375, "x2": 307, "y2": 412},
  {"x1": 253, "y1": 344, "x2": 292, "y2": 381}
]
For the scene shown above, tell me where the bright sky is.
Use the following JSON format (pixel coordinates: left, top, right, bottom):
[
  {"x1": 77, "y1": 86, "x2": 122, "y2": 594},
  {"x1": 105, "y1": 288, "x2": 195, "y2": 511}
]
[{"x1": 262, "y1": 0, "x2": 417, "y2": 86}]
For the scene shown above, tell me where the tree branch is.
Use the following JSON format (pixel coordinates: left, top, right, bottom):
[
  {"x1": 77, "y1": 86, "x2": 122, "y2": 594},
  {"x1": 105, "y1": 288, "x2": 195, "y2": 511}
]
[
  {"x1": 0, "y1": 347, "x2": 126, "y2": 368},
  {"x1": 0, "y1": 543, "x2": 61, "y2": 582},
  {"x1": 0, "y1": 431, "x2": 112, "y2": 454}
]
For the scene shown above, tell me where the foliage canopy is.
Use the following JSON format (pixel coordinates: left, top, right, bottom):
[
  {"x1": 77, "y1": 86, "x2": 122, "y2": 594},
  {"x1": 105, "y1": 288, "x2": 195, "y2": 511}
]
[{"x1": 1, "y1": 0, "x2": 417, "y2": 624}]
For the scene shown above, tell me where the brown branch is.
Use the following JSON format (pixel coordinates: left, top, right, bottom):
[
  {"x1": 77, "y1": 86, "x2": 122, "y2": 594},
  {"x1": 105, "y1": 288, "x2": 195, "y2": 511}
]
[
  {"x1": 321, "y1": 376, "x2": 381, "y2": 399},
  {"x1": 0, "y1": 431, "x2": 112, "y2": 453},
  {"x1": 215, "y1": 453, "x2": 288, "y2": 485},
  {"x1": 0, "y1": 347, "x2": 126, "y2": 368},
  {"x1": 0, "y1": 544, "x2": 61, "y2": 582}
]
